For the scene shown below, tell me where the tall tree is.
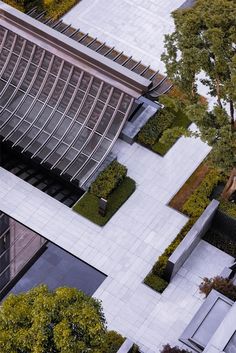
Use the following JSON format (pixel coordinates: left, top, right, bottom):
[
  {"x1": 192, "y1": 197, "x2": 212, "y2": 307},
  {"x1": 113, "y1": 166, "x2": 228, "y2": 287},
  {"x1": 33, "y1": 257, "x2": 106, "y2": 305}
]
[
  {"x1": 0, "y1": 285, "x2": 107, "y2": 353},
  {"x1": 161, "y1": 0, "x2": 236, "y2": 123}
]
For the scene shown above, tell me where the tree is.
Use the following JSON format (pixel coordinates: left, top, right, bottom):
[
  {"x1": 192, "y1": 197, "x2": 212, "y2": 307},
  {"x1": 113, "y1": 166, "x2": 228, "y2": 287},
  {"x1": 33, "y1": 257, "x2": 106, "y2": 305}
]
[
  {"x1": 160, "y1": 0, "x2": 236, "y2": 176},
  {"x1": 0, "y1": 285, "x2": 107, "y2": 353},
  {"x1": 161, "y1": 0, "x2": 236, "y2": 123}
]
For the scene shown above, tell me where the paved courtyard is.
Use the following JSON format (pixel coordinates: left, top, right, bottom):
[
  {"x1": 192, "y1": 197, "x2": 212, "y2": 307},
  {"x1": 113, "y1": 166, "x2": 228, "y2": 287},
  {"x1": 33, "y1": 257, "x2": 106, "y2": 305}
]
[
  {"x1": 0, "y1": 0, "x2": 227, "y2": 351},
  {"x1": 0, "y1": 130, "x2": 229, "y2": 352}
]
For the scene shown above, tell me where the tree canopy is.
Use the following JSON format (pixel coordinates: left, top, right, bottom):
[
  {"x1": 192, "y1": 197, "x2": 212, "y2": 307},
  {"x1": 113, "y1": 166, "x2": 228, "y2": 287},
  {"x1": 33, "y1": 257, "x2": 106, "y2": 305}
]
[
  {"x1": 0, "y1": 285, "x2": 107, "y2": 353},
  {"x1": 162, "y1": 0, "x2": 236, "y2": 122},
  {"x1": 160, "y1": 0, "x2": 236, "y2": 172}
]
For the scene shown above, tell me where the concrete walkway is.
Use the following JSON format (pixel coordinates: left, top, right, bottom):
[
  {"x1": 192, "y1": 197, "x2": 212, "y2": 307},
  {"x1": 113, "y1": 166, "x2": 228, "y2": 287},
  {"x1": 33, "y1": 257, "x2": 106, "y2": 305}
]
[{"x1": 0, "y1": 129, "x2": 216, "y2": 352}]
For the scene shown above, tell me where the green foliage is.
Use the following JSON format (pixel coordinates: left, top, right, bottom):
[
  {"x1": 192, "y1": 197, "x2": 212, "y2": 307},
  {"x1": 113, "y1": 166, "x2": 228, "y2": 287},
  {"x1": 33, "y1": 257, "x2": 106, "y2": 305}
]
[
  {"x1": 162, "y1": 0, "x2": 236, "y2": 110},
  {"x1": 160, "y1": 344, "x2": 191, "y2": 353},
  {"x1": 43, "y1": 0, "x2": 80, "y2": 19},
  {"x1": 144, "y1": 273, "x2": 168, "y2": 293},
  {"x1": 219, "y1": 199, "x2": 236, "y2": 219},
  {"x1": 138, "y1": 109, "x2": 175, "y2": 146},
  {"x1": 73, "y1": 177, "x2": 136, "y2": 226},
  {"x1": 204, "y1": 229, "x2": 236, "y2": 258},
  {"x1": 101, "y1": 331, "x2": 125, "y2": 353},
  {"x1": 3, "y1": 0, "x2": 80, "y2": 18},
  {"x1": 199, "y1": 276, "x2": 236, "y2": 301},
  {"x1": 90, "y1": 161, "x2": 127, "y2": 199},
  {"x1": 144, "y1": 219, "x2": 195, "y2": 292},
  {"x1": 161, "y1": 0, "x2": 236, "y2": 172},
  {"x1": 182, "y1": 169, "x2": 225, "y2": 218},
  {"x1": 0, "y1": 285, "x2": 106, "y2": 353}
]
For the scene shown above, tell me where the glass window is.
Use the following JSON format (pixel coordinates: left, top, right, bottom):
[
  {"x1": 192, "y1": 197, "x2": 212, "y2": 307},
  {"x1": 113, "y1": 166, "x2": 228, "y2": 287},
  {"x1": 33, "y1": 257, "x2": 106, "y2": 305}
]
[
  {"x1": 106, "y1": 111, "x2": 125, "y2": 139},
  {"x1": 29, "y1": 69, "x2": 46, "y2": 96},
  {"x1": 34, "y1": 106, "x2": 53, "y2": 128},
  {"x1": 0, "y1": 116, "x2": 20, "y2": 138},
  {"x1": 39, "y1": 74, "x2": 56, "y2": 101},
  {"x1": 25, "y1": 101, "x2": 44, "y2": 123},
  {"x1": 22, "y1": 41, "x2": 34, "y2": 60},
  {"x1": 79, "y1": 72, "x2": 92, "y2": 91},
  {"x1": 45, "y1": 143, "x2": 68, "y2": 166},
  {"x1": 54, "y1": 116, "x2": 71, "y2": 139},
  {"x1": 41, "y1": 52, "x2": 53, "y2": 70},
  {"x1": 20, "y1": 64, "x2": 37, "y2": 92},
  {"x1": 0, "y1": 85, "x2": 15, "y2": 107},
  {"x1": 109, "y1": 89, "x2": 122, "y2": 108},
  {"x1": 96, "y1": 106, "x2": 114, "y2": 135},
  {"x1": 2, "y1": 53, "x2": 18, "y2": 81},
  {"x1": 70, "y1": 67, "x2": 82, "y2": 86},
  {"x1": 82, "y1": 133, "x2": 101, "y2": 156},
  {"x1": 63, "y1": 121, "x2": 81, "y2": 144},
  {"x1": 67, "y1": 91, "x2": 84, "y2": 118},
  {"x1": 16, "y1": 96, "x2": 34, "y2": 117},
  {"x1": 11, "y1": 58, "x2": 28, "y2": 86},
  {"x1": 44, "y1": 112, "x2": 61, "y2": 134},
  {"x1": 48, "y1": 79, "x2": 65, "y2": 106},
  {"x1": 7, "y1": 91, "x2": 25, "y2": 112},
  {"x1": 57, "y1": 84, "x2": 75, "y2": 113},
  {"x1": 73, "y1": 127, "x2": 90, "y2": 150},
  {"x1": 0, "y1": 48, "x2": 10, "y2": 72},
  {"x1": 25, "y1": 130, "x2": 48, "y2": 153},
  {"x1": 36, "y1": 137, "x2": 59, "y2": 160},
  {"x1": 31, "y1": 46, "x2": 44, "y2": 66}
]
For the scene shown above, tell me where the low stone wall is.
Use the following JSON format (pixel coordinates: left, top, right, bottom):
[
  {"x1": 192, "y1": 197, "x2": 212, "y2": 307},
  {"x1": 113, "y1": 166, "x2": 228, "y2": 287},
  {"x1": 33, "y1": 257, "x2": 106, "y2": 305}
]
[
  {"x1": 165, "y1": 199, "x2": 219, "y2": 281},
  {"x1": 116, "y1": 339, "x2": 134, "y2": 353}
]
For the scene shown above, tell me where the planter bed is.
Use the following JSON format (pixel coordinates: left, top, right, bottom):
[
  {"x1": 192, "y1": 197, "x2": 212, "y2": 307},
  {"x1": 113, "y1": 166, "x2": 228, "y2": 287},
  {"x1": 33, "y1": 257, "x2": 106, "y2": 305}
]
[{"x1": 73, "y1": 177, "x2": 136, "y2": 226}]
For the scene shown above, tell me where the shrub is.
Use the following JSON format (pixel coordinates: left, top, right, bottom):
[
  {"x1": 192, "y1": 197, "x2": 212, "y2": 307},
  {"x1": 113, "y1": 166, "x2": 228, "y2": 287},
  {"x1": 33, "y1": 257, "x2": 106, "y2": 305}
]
[
  {"x1": 182, "y1": 169, "x2": 224, "y2": 218},
  {"x1": 144, "y1": 273, "x2": 168, "y2": 293},
  {"x1": 219, "y1": 199, "x2": 236, "y2": 219},
  {"x1": 90, "y1": 161, "x2": 127, "y2": 199},
  {"x1": 74, "y1": 177, "x2": 135, "y2": 226},
  {"x1": 204, "y1": 229, "x2": 236, "y2": 258},
  {"x1": 199, "y1": 276, "x2": 236, "y2": 301},
  {"x1": 138, "y1": 109, "x2": 174, "y2": 146},
  {"x1": 101, "y1": 331, "x2": 125, "y2": 353},
  {"x1": 160, "y1": 344, "x2": 191, "y2": 353},
  {"x1": 151, "y1": 219, "x2": 195, "y2": 279}
]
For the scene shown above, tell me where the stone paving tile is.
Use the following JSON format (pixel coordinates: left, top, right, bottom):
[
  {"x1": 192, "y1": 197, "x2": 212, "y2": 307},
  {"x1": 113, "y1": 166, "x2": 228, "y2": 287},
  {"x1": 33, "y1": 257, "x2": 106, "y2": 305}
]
[
  {"x1": 0, "y1": 128, "x2": 212, "y2": 352},
  {"x1": 63, "y1": 0, "x2": 185, "y2": 72}
]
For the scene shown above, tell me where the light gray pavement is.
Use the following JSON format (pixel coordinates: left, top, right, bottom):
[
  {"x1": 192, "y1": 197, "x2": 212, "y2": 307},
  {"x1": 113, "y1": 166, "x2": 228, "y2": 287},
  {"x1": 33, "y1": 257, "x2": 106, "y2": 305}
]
[
  {"x1": 0, "y1": 130, "x2": 227, "y2": 353},
  {"x1": 63, "y1": 0, "x2": 185, "y2": 73},
  {"x1": 0, "y1": 1, "x2": 226, "y2": 351}
]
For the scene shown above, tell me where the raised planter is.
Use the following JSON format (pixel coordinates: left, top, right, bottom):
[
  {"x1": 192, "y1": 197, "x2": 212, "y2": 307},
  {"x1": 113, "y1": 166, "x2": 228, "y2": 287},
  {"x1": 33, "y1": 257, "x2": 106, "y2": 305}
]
[{"x1": 165, "y1": 199, "x2": 219, "y2": 281}]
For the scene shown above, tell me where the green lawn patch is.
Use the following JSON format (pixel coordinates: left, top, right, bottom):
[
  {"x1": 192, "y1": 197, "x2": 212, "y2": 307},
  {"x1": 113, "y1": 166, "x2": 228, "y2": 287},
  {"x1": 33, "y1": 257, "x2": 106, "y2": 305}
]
[{"x1": 73, "y1": 177, "x2": 136, "y2": 226}]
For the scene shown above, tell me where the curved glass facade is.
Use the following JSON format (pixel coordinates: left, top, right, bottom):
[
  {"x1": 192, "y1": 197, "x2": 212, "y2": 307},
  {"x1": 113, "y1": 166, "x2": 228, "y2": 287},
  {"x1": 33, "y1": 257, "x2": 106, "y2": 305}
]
[{"x1": 0, "y1": 26, "x2": 134, "y2": 187}]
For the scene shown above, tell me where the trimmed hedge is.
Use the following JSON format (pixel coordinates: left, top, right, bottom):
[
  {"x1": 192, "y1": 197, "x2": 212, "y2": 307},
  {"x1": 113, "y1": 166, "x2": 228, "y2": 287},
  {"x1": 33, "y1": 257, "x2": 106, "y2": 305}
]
[
  {"x1": 182, "y1": 169, "x2": 224, "y2": 218},
  {"x1": 199, "y1": 276, "x2": 236, "y2": 301},
  {"x1": 73, "y1": 177, "x2": 135, "y2": 226},
  {"x1": 144, "y1": 273, "x2": 168, "y2": 293},
  {"x1": 204, "y1": 229, "x2": 236, "y2": 258},
  {"x1": 219, "y1": 199, "x2": 236, "y2": 219},
  {"x1": 144, "y1": 169, "x2": 222, "y2": 292},
  {"x1": 90, "y1": 161, "x2": 127, "y2": 199},
  {"x1": 138, "y1": 109, "x2": 174, "y2": 147}
]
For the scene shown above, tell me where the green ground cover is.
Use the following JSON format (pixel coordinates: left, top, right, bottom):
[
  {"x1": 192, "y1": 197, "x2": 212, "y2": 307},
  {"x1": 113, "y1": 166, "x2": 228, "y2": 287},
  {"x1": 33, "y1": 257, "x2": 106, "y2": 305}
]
[{"x1": 73, "y1": 177, "x2": 135, "y2": 226}]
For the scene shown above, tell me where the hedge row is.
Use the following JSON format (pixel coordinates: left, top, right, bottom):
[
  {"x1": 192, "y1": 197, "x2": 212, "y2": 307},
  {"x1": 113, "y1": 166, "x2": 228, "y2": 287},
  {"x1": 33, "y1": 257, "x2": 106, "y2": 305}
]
[
  {"x1": 182, "y1": 169, "x2": 225, "y2": 218},
  {"x1": 204, "y1": 229, "x2": 236, "y2": 258},
  {"x1": 144, "y1": 169, "x2": 222, "y2": 292},
  {"x1": 90, "y1": 161, "x2": 127, "y2": 199},
  {"x1": 137, "y1": 109, "x2": 174, "y2": 147}
]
